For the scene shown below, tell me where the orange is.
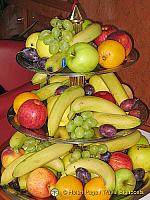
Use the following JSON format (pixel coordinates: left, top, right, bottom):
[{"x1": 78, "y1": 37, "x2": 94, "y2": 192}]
[
  {"x1": 98, "y1": 40, "x2": 125, "y2": 69},
  {"x1": 55, "y1": 175, "x2": 83, "y2": 200},
  {"x1": 13, "y1": 92, "x2": 40, "y2": 113},
  {"x1": 84, "y1": 177, "x2": 112, "y2": 200}
]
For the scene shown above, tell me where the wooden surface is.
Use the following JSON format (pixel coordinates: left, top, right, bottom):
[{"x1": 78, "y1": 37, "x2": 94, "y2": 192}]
[{"x1": 0, "y1": 0, "x2": 149, "y2": 131}]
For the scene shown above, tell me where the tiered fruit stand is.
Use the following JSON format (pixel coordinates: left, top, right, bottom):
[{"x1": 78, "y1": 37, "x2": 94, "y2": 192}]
[{"x1": 1, "y1": 5, "x2": 150, "y2": 200}]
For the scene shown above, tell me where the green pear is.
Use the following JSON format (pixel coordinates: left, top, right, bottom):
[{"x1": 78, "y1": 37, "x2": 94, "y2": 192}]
[
  {"x1": 114, "y1": 168, "x2": 136, "y2": 195},
  {"x1": 136, "y1": 134, "x2": 149, "y2": 145},
  {"x1": 25, "y1": 32, "x2": 40, "y2": 49},
  {"x1": 36, "y1": 39, "x2": 52, "y2": 58},
  {"x1": 128, "y1": 145, "x2": 150, "y2": 172}
]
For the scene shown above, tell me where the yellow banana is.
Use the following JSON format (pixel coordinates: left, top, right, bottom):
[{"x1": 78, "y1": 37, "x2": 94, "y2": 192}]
[
  {"x1": 68, "y1": 96, "x2": 126, "y2": 119},
  {"x1": 89, "y1": 75, "x2": 109, "y2": 92},
  {"x1": 93, "y1": 112, "x2": 141, "y2": 129},
  {"x1": 47, "y1": 95, "x2": 70, "y2": 126},
  {"x1": 100, "y1": 73, "x2": 129, "y2": 105},
  {"x1": 48, "y1": 86, "x2": 85, "y2": 136}
]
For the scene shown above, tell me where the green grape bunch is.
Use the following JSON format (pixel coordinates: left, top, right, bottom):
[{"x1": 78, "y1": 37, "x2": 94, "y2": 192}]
[{"x1": 38, "y1": 17, "x2": 75, "y2": 55}]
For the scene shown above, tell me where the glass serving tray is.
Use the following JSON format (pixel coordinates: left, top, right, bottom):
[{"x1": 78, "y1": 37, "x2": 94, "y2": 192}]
[
  {"x1": 7, "y1": 97, "x2": 148, "y2": 145},
  {"x1": 16, "y1": 48, "x2": 139, "y2": 77}
]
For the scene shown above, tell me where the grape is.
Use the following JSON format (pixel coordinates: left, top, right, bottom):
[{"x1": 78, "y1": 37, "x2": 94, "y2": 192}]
[
  {"x1": 69, "y1": 156, "x2": 76, "y2": 163},
  {"x1": 84, "y1": 129, "x2": 95, "y2": 139},
  {"x1": 43, "y1": 34, "x2": 55, "y2": 45},
  {"x1": 24, "y1": 137, "x2": 36, "y2": 145},
  {"x1": 37, "y1": 57, "x2": 48, "y2": 68},
  {"x1": 75, "y1": 127, "x2": 84, "y2": 139},
  {"x1": 25, "y1": 145, "x2": 36, "y2": 153},
  {"x1": 120, "y1": 98, "x2": 137, "y2": 112},
  {"x1": 63, "y1": 19, "x2": 73, "y2": 31},
  {"x1": 55, "y1": 85, "x2": 69, "y2": 95},
  {"x1": 22, "y1": 48, "x2": 39, "y2": 62},
  {"x1": 56, "y1": 19, "x2": 63, "y2": 29},
  {"x1": 59, "y1": 40, "x2": 69, "y2": 52},
  {"x1": 72, "y1": 150, "x2": 81, "y2": 161},
  {"x1": 89, "y1": 145, "x2": 99, "y2": 155},
  {"x1": 82, "y1": 121, "x2": 90, "y2": 130},
  {"x1": 100, "y1": 151, "x2": 111, "y2": 162},
  {"x1": 99, "y1": 124, "x2": 117, "y2": 138},
  {"x1": 70, "y1": 131, "x2": 77, "y2": 139},
  {"x1": 36, "y1": 143, "x2": 45, "y2": 151},
  {"x1": 52, "y1": 27, "x2": 61, "y2": 38},
  {"x1": 8, "y1": 178, "x2": 20, "y2": 191},
  {"x1": 50, "y1": 18, "x2": 59, "y2": 27},
  {"x1": 81, "y1": 111, "x2": 93, "y2": 120},
  {"x1": 66, "y1": 120, "x2": 76, "y2": 132},
  {"x1": 84, "y1": 118, "x2": 98, "y2": 128},
  {"x1": 133, "y1": 168, "x2": 145, "y2": 182},
  {"x1": 62, "y1": 30, "x2": 73, "y2": 42},
  {"x1": 84, "y1": 84, "x2": 95, "y2": 96},
  {"x1": 82, "y1": 150, "x2": 91, "y2": 158},
  {"x1": 76, "y1": 167, "x2": 91, "y2": 185},
  {"x1": 49, "y1": 40, "x2": 59, "y2": 54},
  {"x1": 129, "y1": 109, "x2": 141, "y2": 119},
  {"x1": 38, "y1": 30, "x2": 51, "y2": 40},
  {"x1": 98, "y1": 144, "x2": 108, "y2": 154},
  {"x1": 134, "y1": 180, "x2": 145, "y2": 191},
  {"x1": 74, "y1": 116, "x2": 83, "y2": 126}
]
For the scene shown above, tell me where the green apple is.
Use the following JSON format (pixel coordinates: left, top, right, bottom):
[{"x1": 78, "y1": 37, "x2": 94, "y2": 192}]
[
  {"x1": 82, "y1": 20, "x2": 92, "y2": 30},
  {"x1": 128, "y1": 144, "x2": 150, "y2": 172},
  {"x1": 136, "y1": 134, "x2": 149, "y2": 145},
  {"x1": 25, "y1": 32, "x2": 40, "y2": 49},
  {"x1": 114, "y1": 168, "x2": 136, "y2": 195},
  {"x1": 66, "y1": 43, "x2": 99, "y2": 73},
  {"x1": 36, "y1": 39, "x2": 52, "y2": 58}
]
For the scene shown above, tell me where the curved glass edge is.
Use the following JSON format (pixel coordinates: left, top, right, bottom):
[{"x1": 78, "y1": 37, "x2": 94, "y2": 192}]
[
  {"x1": 8, "y1": 106, "x2": 139, "y2": 145},
  {"x1": 16, "y1": 48, "x2": 139, "y2": 77}
]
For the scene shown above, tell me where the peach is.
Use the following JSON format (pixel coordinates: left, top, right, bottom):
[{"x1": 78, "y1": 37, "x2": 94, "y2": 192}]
[
  {"x1": 107, "y1": 31, "x2": 133, "y2": 56},
  {"x1": 27, "y1": 168, "x2": 57, "y2": 198},
  {"x1": 1, "y1": 146, "x2": 24, "y2": 168}
]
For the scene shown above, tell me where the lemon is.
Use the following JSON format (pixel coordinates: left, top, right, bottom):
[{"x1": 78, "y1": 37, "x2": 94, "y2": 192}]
[{"x1": 98, "y1": 40, "x2": 125, "y2": 69}]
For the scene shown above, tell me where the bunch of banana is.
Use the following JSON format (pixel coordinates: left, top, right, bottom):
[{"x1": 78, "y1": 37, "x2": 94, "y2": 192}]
[{"x1": 48, "y1": 86, "x2": 85, "y2": 136}]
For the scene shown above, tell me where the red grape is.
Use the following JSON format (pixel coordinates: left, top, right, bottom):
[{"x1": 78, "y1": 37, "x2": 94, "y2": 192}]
[
  {"x1": 120, "y1": 98, "x2": 137, "y2": 111},
  {"x1": 99, "y1": 124, "x2": 117, "y2": 138}
]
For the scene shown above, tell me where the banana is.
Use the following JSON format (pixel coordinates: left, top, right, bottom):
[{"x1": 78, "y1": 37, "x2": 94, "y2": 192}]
[
  {"x1": 89, "y1": 75, "x2": 109, "y2": 92},
  {"x1": 33, "y1": 82, "x2": 64, "y2": 101},
  {"x1": 31, "y1": 73, "x2": 47, "y2": 85},
  {"x1": 47, "y1": 95, "x2": 70, "y2": 126},
  {"x1": 45, "y1": 52, "x2": 64, "y2": 72},
  {"x1": 13, "y1": 143, "x2": 73, "y2": 177},
  {"x1": 93, "y1": 112, "x2": 141, "y2": 129},
  {"x1": 54, "y1": 126, "x2": 70, "y2": 139},
  {"x1": 48, "y1": 86, "x2": 85, "y2": 136},
  {"x1": 18, "y1": 173, "x2": 29, "y2": 190},
  {"x1": 44, "y1": 158, "x2": 64, "y2": 173},
  {"x1": 64, "y1": 158, "x2": 115, "y2": 191},
  {"x1": 68, "y1": 96, "x2": 126, "y2": 120},
  {"x1": 49, "y1": 75, "x2": 69, "y2": 84},
  {"x1": 70, "y1": 23, "x2": 101, "y2": 45},
  {"x1": 1, "y1": 153, "x2": 33, "y2": 185},
  {"x1": 90, "y1": 130, "x2": 141, "y2": 152},
  {"x1": 100, "y1": 73, "x2": 129, "y2": 105}
]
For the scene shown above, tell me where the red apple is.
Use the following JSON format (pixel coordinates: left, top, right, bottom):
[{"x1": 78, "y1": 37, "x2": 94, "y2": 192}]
[
  {"x1": 27, "y1": 168, "x2": 57, "y2": 198},
  {"x1": 107, "y1": 31, "x2": 133, "y2": 56},
  {"x1": 94, "y1": 91, "x2": 116, "y2": 104},
  {"x1": 1, "y1": 146, "x2": 24, "y2": 168},
  {"x1": 94, "y1": 25, "x2": 118, "y2": 46},
  {"x1": 17, "y1": 99, "x2": 47, "y2": 129},
  {"x1": 108, "y1": 152, "x2": 133, "y2": 171}
]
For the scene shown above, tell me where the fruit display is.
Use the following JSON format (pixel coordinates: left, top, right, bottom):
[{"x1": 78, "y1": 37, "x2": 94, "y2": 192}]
[{"x1": 0, "y1": 13, "x2": 150, "y2": 200}]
